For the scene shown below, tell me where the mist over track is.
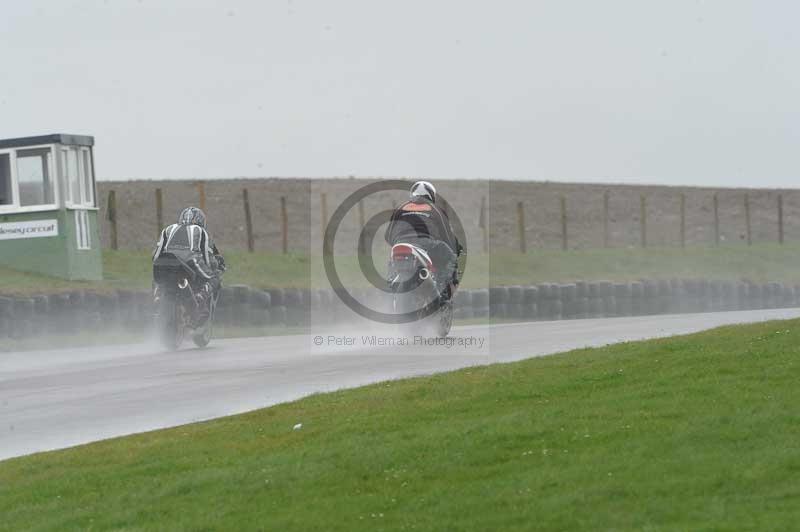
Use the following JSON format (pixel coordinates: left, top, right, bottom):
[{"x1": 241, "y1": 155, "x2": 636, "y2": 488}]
[{"x1": 2, "y1": 308, "x2": 799, "y2": 462}]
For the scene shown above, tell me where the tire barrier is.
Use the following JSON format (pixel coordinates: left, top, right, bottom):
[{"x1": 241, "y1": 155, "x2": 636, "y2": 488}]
[{"x1": 3, "y1": 278, "x2": 800, "y2": 341}]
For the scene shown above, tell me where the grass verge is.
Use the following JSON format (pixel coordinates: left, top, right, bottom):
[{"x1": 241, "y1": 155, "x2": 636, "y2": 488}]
[
  {"x1": 0, "y1": 251, "x2": 312, "y2": 295},
  {"x1": 2, "y1": 319, "x2": 800, "y2": 530},
  {"x1": 2, "y1": 242, "x2": 800, "y2": 296}
]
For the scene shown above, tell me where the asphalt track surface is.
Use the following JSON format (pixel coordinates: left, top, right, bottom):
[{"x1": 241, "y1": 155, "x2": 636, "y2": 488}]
[{"x1": 2, "y1": 308, "x2": 799, "y2": 462}]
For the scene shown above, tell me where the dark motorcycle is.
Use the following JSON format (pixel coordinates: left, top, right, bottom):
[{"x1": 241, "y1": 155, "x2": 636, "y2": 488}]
[
  {"x1": 152, "y1": 250, "x2": 220, "y2": 349},
  {"x1": 388, "y1": 243, "x2": 454, "y2": 338}
]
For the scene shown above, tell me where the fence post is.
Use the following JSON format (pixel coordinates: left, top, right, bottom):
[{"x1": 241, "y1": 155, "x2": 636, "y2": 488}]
[
  {"x1": 155, "y1": 188, "x2": 163, "y2": 235},
  {"x1": 320, "y1": 193, "x2": 328, "y2": 236},
  {"x1": 640, "y1": 194, "x2": 647, "y2": 248},
  {"x1": 196, "y1": 182, "x2": 206, "y2": 210},
  {"x1": 356, "y1": 199, "x2": 368, "y2": 255},
  {"x1": 280, "y1": 196, "x2": 288, "y2": 254},
  {"x1": 713, "y1": 193, "x2": 720, "y2": 246},
  {"x1": 517, "y1": 201, "x2": 526, "y2": 254},
  {"x1": 107, "y1": 190, "x2": 118, "y2": 251},
  {"x1": 680, "y1": 193, "x2": 686, "y2": 248},
  {"x1": 479, "y1": 196, "x2": 488, "y2": 253},
  {"x1": 560, "y1": 196, "x2": 568, "y2": 251},
  {"x1": 603, "y1": 190, "x2": 610, "y2": 248},
  {"x1": 778, "y1": 194, "x2": 784, "y2": 244},
  {"x1": 745, "y1": 193, "x2": 751, "y2": 246},
  {"x1": 243, "y1": 188, "x2": 254, "y2": 252}
]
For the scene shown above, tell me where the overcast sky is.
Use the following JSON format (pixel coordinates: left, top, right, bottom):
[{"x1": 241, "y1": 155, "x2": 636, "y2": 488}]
[{"x1": 1, "y1": 1, "x2": 798, "y2": 187}]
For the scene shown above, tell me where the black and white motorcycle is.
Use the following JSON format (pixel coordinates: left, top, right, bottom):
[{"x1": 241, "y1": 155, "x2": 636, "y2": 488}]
[{"x1": 152, "y1": 249, "x2": 221, "y2": 350}]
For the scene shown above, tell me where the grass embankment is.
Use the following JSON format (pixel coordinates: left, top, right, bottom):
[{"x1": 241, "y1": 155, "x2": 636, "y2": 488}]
[
  {"x1": 3, "y1": 242, "x2": 800, "y2": 295},
  {"x1": 0, "y1": 251, "x2": 312, "y2": 295},
  {"x1": 2, "y1": 320, "x2": 799, "y2": 530}
]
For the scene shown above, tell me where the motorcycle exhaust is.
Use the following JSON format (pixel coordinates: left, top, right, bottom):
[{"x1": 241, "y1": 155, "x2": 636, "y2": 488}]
[
  {"x1": 419, "y1": 268, "x2": 430, "y2": 280},
  {"x1": 177, "y1": 278, "x2": 202, "y2": 308}
]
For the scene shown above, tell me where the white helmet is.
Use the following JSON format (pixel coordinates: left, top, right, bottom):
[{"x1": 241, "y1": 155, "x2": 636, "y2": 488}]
[{"x1": 410, "y1": 181, "x2": 436, "y2": 203}]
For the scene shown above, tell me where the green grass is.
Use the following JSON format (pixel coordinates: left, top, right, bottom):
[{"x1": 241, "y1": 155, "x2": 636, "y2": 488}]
[
  {"x1": 294, "y1": 243, "x2": 800, "y2": 288},
  {"x1": 484, "y1": 243, "x2": 800, "y2": 286},
  {"x1": 0, "y1": 251, "x2": 312, "y2": 295},
  {"x1": 3, "y1": 319, "x2": 800, "y2": 530},
  {"x1": 3, "y1": 242, "x2": 800, "y2": 295}
]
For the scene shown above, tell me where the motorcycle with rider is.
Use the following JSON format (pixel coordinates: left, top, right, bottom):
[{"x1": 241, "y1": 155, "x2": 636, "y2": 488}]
[
  {"x1": 384, "y1": 181, "x2": 463, "y2": 337},
  {"x1": 152, "y1": 207, "x2": 226, "y2": 349}
]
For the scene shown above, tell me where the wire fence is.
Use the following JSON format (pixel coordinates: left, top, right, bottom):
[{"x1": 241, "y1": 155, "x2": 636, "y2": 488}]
[{"x1": 97, "y1": 179, "x2": 800, "y2": 253}]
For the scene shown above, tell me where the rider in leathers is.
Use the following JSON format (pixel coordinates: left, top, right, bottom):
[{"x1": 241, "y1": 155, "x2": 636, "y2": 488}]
[
  {"x1": 153, "y1": 207, "x2": 225, "y2": 323},
  {"x1": 384, "y1": 181, "x2": 462, "y2": 299}
]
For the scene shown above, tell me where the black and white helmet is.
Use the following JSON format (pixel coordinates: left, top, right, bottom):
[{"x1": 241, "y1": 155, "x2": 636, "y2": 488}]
[
  {"x1": 410, "y1": 181, "x2": 436, "y2": 203},
  {"x1": 178, "y1": 206, "x2": 207, "y2": 228}
]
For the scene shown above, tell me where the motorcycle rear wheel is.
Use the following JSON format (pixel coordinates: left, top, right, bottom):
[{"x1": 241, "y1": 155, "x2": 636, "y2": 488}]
[
  {"x1": 192, "y1": 296, "x2": 216, "y2": 348},
  {"x1": 192, "y1": 324, "x2": 212, "y2": 348},
  {"x1": 436, "y1": 301, "x2": 454, "y2": 338},
  {"x1": 158, "y1": 298, "x2": 185, "y2": 350}
]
